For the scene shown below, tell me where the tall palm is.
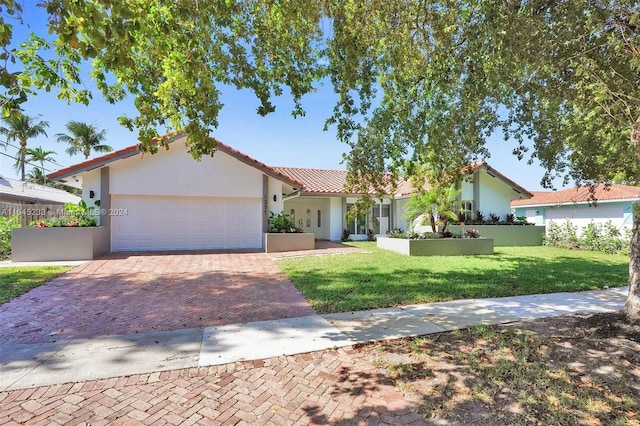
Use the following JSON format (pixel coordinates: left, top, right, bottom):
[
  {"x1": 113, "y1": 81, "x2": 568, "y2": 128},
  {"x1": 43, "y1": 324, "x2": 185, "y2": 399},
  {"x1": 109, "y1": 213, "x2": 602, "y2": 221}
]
[
  {"x1": 0, "y1": 114, "x2": 49, "y2": 181},
  {"x1": 25, "y1": 146, "x2": 56, "y2": 183},
  {"x1": 55, "y1": 121, "x2": 113, "y2": 159}
]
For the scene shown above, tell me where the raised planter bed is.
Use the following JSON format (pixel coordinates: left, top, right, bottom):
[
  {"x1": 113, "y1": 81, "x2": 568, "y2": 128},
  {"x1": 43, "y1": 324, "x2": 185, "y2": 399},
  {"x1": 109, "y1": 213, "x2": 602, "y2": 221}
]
[
  {"x1": 447, "y1": 225, "x2": 545, "y2": 246},
  {"x1": 265, "y1": 232, "x2": 315, "y2": 253},
  {"x1": 12, "y1": 227, "x2": 110, "y2": 262},
  {"x1": 377, "y1": 236, "x2": 494, "y2": 256}
]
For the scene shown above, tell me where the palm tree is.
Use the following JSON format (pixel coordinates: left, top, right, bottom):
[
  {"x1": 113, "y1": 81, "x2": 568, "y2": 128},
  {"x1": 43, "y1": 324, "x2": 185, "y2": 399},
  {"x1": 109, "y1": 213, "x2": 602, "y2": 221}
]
[
  {"x1": 55, "y1": 121, "x2": 113, "y2": 159},
  {"x1": 0, "y1": 114, "x2": 49, "y2": 181},
  {"x1": 26, "y1": 167, "x2": 46, "y2": 185},
  {"x1": 25, "y1": 146, "x2": 56, "y2": 184},
  {"x1": 402, "y1": 187, "x2": 461, "y2": 233}
]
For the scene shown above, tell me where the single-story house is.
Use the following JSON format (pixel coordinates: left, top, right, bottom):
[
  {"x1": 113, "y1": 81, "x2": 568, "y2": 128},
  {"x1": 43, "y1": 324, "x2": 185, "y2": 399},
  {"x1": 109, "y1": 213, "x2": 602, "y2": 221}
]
[
  {"x1": 511, "y1": 183, "x2": 640, "y2": 234},
  {"x1": 0, "y1": 175, "x2": 80, "y2": 205},
  {"x1": 47, "y1": 134, "x2": 533, "y2": 252}
]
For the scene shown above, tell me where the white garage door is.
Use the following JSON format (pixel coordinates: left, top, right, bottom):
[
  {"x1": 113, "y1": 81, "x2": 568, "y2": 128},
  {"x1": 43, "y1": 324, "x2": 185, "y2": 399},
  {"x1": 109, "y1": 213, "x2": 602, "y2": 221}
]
[{"x1": 111, "y1": 195, "x2": 262, "y2": 251}]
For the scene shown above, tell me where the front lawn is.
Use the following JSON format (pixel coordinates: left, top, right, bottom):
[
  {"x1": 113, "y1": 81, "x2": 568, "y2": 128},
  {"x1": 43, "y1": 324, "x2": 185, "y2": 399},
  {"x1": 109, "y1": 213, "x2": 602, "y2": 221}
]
[
  {"x1": 276, "y1": 243, "x2": 629, "y2": 313},
  {"x1": 0, "y1": 266, "x2": 72, "y2": 305}
]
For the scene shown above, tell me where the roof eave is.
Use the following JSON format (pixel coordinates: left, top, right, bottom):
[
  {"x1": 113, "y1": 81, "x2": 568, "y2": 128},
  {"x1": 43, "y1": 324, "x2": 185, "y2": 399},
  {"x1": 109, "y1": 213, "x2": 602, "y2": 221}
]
[
  {"x1": 513, "y1": 197, "x2": 640, "y2": 208},
  {"x1": 480, "y1": 164, "x2": 534, "y2": 198}
]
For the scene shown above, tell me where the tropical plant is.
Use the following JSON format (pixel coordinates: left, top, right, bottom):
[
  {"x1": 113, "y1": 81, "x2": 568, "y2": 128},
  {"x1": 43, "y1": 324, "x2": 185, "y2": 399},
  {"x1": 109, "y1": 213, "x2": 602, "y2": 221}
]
[
  {"x1": 489, "y1": 213, "x2": 500, "y2": 224},
  {"x1": 402, "y1": 187, "x2": 460, "y2": 234},
  {"x1": 268, "y1": 211, "x2": 301, "y2": 233},
  {"x1": 505, "y1": 213, "x2": 515, "y2": 225},
  {"x1": 402, "y1": 190, "x2": 438, "y2": 233},
  {"x1": 55, "y1": 121, "x2": 112, "y2": 159},
  {"x1": 474, "y1": 211, "x2": 485, "y2": 225},
  {"x1": 24, "y1": 146, "x2": 56, "y2": 183},
  {"x1": 25, "y1": 167, "x2": 46, "y2": 185},
  {"x1": 64, "y1": 200, "x2": 100, "y2": 227},
  {"x1": 0, "y1": 113, "x2": 49, "y2": 181}
]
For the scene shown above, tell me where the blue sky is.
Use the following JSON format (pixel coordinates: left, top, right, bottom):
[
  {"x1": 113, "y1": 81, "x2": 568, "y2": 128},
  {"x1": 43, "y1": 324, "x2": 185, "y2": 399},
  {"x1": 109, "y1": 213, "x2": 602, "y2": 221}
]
[{"x1": 2, "y1": 4, "x2": 556, "y2": 191}]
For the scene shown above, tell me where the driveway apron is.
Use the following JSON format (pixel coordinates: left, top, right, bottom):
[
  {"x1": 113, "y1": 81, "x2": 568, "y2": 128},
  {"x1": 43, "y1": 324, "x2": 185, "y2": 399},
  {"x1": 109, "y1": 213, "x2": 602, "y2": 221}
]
[{"x1": 0, "y1": 252, "x2": 315, "y2": 345}]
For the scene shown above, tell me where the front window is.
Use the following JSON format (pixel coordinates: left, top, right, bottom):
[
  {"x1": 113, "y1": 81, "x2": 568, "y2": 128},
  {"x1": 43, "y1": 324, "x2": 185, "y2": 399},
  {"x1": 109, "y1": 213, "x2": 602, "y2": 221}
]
[
  {"x1": 458, "y1": 200, "x2": 473, "y2": 223},
  {"x1": 346, "y1": 203, "x2": 367, "y2": 235},
  {"x1": 347, "y1": 202, "x2": 390, "y2": 235}
]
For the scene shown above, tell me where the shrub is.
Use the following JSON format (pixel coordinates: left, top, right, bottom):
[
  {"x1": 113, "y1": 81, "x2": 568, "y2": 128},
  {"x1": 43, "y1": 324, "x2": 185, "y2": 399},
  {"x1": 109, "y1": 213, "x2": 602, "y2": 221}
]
[
  {"x1": 0, "y1": 214, "x2": 20, "y2": 259},
  {"x1": 341, "y1": 228, "x2": 352, "y2": 242},
  {"x1": 268, "y1": 211, "x2": 302, "y2": 233},
  {"x1": 505, "y1": 213, "x2": 515, "y2": 224},
  {"x1": 466, "y1": 228, "x2": 481, "y2": 238},
  {"x1": 366, "y1": 228, "x2": 376, "y2": 241},
  {"x1": 457, "y1": 211, "x2": 468, "y2": 224},
  {"x1": 489, "y1": 212, "x2": 500, "y2": 224},
  {"x1": 474, "y1": 211, "x2": 485, "y2": 224},
  {"x1": 546, "y1": 219, "x2": 631, "y2": 255}
]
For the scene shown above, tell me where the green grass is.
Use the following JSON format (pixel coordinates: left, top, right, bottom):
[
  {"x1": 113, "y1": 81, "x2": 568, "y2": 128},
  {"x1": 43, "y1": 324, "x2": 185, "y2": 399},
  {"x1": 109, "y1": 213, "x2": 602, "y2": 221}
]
[
  {"x1": 276, "y1": 242, "x2": 629, "y2": 313},
  {"x1": 0, "y1": 266, "x2": 73, "y2": 305}
]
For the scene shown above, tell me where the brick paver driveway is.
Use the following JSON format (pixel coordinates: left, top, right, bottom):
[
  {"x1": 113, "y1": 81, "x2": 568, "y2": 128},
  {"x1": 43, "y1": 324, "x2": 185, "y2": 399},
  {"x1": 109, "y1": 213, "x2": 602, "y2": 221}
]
[
  {"x1": 0, "y1": 252, "x2": 316, "y2": 345},
  {"x1": 1, "y1": 347, "x2": 425, "y2": 425}
]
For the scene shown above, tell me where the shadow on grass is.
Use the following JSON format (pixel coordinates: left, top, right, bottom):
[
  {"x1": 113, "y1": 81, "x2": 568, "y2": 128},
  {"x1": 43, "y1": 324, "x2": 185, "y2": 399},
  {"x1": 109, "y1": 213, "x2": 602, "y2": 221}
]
[{"x1": 371, "y1": 314, "x2": 640, "y2": 425}]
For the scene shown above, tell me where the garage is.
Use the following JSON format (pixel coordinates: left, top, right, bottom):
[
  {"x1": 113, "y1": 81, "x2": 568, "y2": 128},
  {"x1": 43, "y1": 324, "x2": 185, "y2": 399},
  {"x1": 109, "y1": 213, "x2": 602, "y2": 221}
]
[{"x1": 111, "y1": 195, "x2": 262, "y2": 251}]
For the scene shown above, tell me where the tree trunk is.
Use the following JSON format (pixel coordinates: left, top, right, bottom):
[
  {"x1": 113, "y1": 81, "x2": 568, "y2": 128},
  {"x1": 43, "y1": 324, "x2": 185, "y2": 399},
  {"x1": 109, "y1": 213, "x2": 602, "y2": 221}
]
[
  {"x1": 625, "y1": 115, "x2": 640, "y2": 320},
  {"x1": 20, "y1": 148, "x2": 25, "y2": 181},
  {"x1": 624, "y1": 203, "x2": 640, "y2": 320}
]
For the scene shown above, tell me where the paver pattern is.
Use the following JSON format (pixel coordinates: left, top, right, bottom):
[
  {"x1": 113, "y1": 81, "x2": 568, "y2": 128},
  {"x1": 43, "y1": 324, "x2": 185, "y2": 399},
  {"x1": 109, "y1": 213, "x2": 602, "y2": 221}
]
[
  {"x1": 0, "y1": 346, "x2": 425, "y2": 425},
  {"x1": 0, "y1": 252, "x2": 315, "y2": 345}
]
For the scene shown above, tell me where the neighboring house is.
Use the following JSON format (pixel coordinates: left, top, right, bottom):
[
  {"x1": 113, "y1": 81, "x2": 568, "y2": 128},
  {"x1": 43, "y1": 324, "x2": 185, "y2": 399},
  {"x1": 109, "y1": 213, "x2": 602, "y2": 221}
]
[
  {"x1": 48, "y1": 134, "x2": 533, "y2": 251},
  {"x1": 511, "y1": 184, "x2": 640, "y2": 234},
  {"x1": 0, "y1": 175, "x2": 80, "y2": 205}
]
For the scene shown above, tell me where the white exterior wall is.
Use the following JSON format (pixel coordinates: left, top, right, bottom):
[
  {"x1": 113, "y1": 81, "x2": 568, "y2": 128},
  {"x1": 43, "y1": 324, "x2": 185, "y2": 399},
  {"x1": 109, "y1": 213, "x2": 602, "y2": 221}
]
[
  {"x1": 109, "y1": 141, "x2": 263, "y2": 198},
  {"x1": 329, "y1": 197, "x2": 343, "y2": 241},
  {"x1": 544, "y1": 203, "x2": 632, "y2": 235},
  {"x1": 81, "y1": 169, "x2": 102, "y2": 225},
  {"x1": 477, "y1": 171, "x2": 516, "y2": 219},
  {"x1": 394, "y1": 198, "x2": 410, "y2": 231},
  {"x1": 460, "y1": 180, "x2": 473, "y2": 201},
  {"x1": 267, "y1": 177, "x2": 284, "y2": 215}
]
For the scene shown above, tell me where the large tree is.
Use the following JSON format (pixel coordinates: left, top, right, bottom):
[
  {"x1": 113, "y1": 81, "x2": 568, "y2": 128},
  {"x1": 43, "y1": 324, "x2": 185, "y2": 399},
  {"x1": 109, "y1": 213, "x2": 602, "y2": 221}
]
[
  {"x1": 24, "y1": 146, "x2": 56, "y2": 183},
  {"x1": 1, "y1": 1, "x2": 640, "y2": 317},
  {"x1": 55, "y1": 121, "x2": 112, "y2": 159},
  {"x1": 0, "y1": 113, "x2": 49, "y2": 181}
]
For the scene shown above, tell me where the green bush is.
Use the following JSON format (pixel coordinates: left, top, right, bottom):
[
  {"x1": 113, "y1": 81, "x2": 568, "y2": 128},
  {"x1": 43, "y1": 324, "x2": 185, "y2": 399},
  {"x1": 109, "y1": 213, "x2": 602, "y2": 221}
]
[
  {"x1": 544, "y1": 220, "x2": 579, "y2": 249},
  {"x1": 0, "y1": 214, "x2": 20, "y2": 259},
  {"x1": 268, "y1": 211, "x2": 302, "y2": 233},
  {"x1": 545, "y1": 219, "x2": 631, "y2": 255}
]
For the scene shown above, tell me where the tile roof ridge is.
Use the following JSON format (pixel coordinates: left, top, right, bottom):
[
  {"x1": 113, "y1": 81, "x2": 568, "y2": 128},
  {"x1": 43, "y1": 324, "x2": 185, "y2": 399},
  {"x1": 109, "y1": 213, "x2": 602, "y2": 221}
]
[{"x1": 272, "y1": 166, "x2": 347, "y2": 172}]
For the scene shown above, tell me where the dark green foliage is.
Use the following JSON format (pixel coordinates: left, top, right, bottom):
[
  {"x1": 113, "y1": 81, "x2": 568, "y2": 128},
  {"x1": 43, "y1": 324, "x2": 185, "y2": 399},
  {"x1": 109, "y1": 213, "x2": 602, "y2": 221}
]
[
  {"x1": 0, "y1": 214, "x2": 20, "y2": 259},
  {"x1": 268, "y1": 211, "x2": 301, "y2": 233},
  {"x1": 544, "y1": 220, "x2": 631, "y2": 255}
]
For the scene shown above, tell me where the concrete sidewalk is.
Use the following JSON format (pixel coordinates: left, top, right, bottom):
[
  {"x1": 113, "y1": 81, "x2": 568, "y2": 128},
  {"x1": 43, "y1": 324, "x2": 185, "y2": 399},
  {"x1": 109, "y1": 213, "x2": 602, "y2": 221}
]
[{"x1": 0, "y1": 286, "x2": 629, "y2": 392}]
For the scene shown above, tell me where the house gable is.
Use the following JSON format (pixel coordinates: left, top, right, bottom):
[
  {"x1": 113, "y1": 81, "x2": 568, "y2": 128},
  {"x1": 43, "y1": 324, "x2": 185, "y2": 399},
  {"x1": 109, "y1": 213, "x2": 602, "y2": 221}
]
[{"x1": 108, "y1": 139, "x2": 264, "y2": 198}]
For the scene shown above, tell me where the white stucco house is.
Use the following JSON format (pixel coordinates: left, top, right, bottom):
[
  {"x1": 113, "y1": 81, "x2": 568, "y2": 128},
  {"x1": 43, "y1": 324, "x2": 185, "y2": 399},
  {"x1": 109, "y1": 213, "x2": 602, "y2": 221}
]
[
  {"x1": 48, "y1": 134, "x2": 533, "y2": 252},
  {"x1": 511, "y1": 184, "x2": 640, "y2": 234}
]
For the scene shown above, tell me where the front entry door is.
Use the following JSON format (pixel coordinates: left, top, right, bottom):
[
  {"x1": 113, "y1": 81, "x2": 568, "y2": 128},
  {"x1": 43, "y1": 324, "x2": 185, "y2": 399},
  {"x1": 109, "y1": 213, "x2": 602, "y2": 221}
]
[{"x1": 288, "y1": 203, "x2": 326, "y2": 239}]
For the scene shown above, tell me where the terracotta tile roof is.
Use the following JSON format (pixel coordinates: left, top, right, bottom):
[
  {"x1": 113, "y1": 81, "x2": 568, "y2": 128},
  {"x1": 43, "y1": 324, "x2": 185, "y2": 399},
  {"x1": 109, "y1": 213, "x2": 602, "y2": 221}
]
[
  {"x1": 272, "y1": 167, "x2": 351, "y2": 194},
  {"x1": 47, "y1": 131, "x2": 182, "y2": 181},
  {"x1": 47, "y1": 133, "x2": 304, "y2": 189},
  {"x1": 511, "y1": 183, "x2": 640, "y2": 207},
  {"x1": 272, "y1": 167, "x2": 406, "y2": 196}
]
